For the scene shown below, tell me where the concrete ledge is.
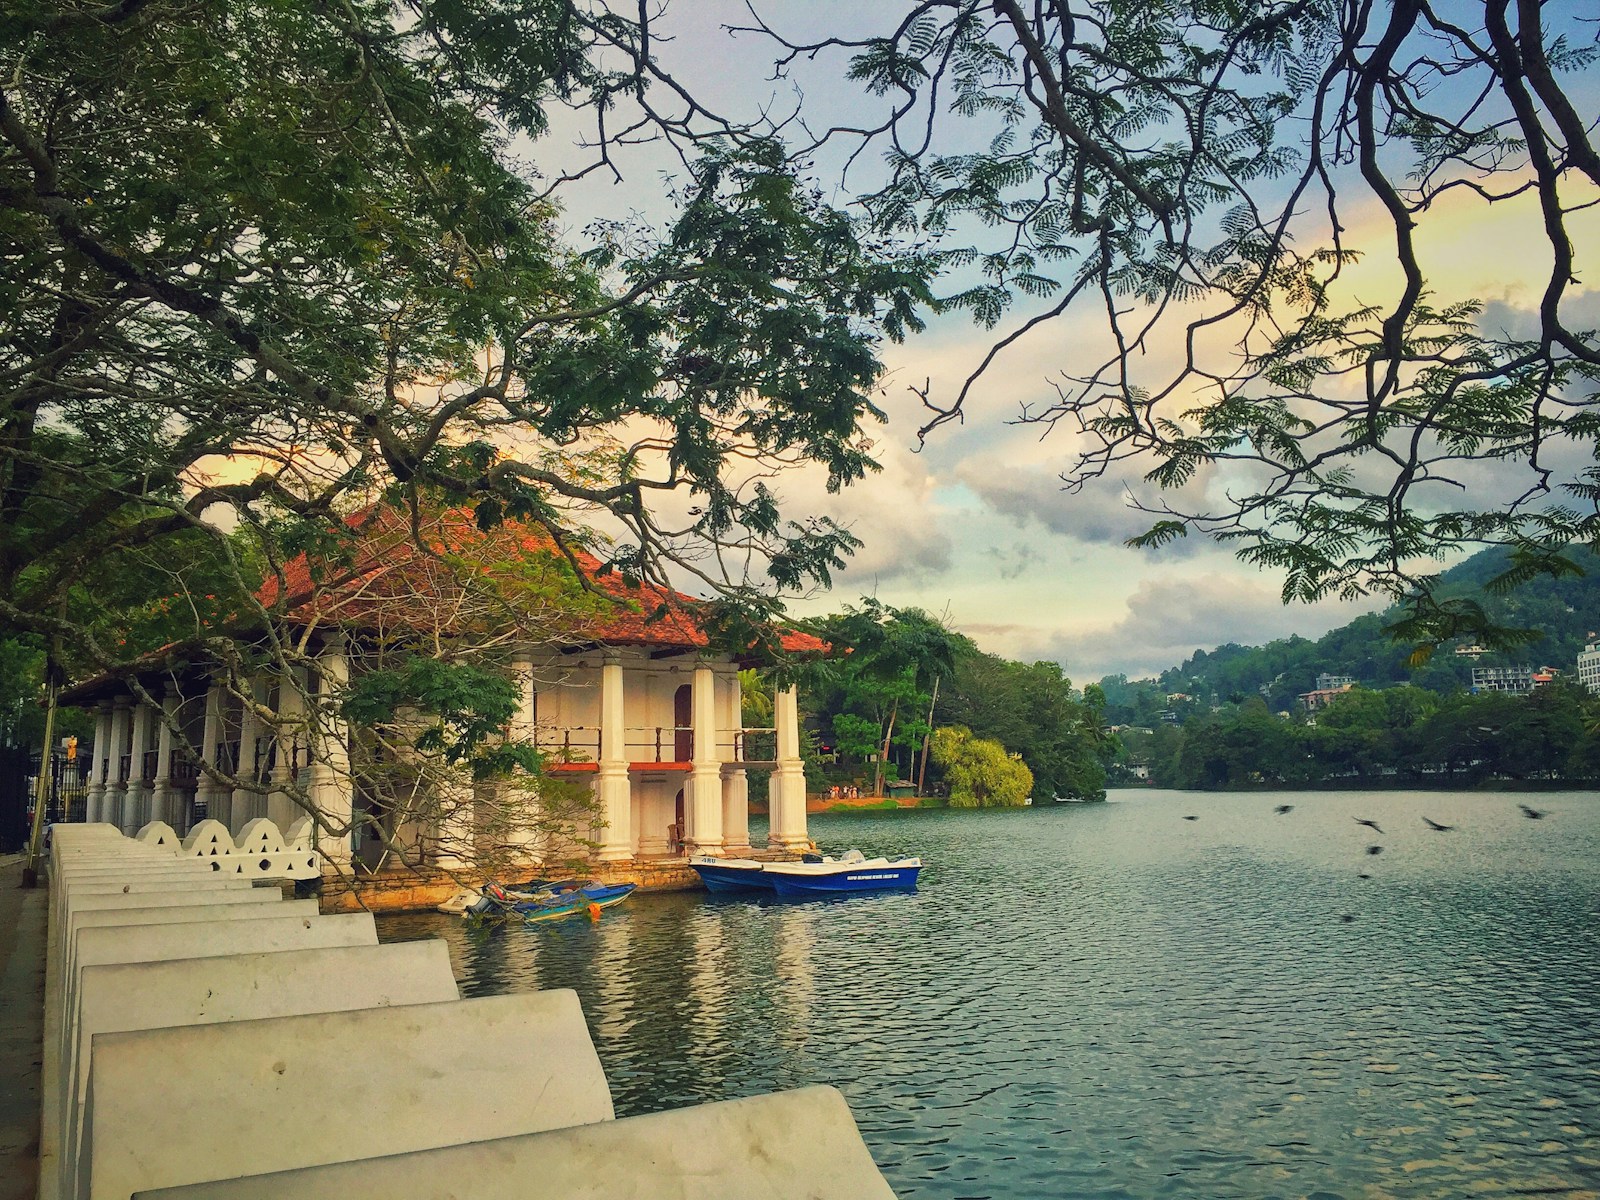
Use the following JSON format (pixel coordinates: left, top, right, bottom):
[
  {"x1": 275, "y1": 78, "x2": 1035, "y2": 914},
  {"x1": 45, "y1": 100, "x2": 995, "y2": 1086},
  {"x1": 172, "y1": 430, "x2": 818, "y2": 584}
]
[
  {"x1": 130, "y1": 1085, "x2": 897, "y2": 1200},
  {"x1": 63, "y1": 941, "x2": 459, "y2": 1200},
  {"x1": 63, "y1": 912, "x2": 377, "y2": 1078},
  {"x1": 81, "y1": 990, "x2": 613, "y2": 1200}
]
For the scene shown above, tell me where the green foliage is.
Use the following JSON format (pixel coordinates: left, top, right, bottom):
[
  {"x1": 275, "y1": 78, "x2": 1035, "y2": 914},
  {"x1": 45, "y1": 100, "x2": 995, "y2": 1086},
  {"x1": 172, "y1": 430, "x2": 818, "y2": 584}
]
[
  {"x1": 939, "y1": 654, "x2": 1109, "y2": 801},
  {"x1": 1, "y1": 0, "x2": 936, "y2": 697},
  {"x1": 929, "y1": 726, "x2": 1032, "y2": 808},
  {"x1": 342, "y1": 656, "x2": 539, "y2": 780},
  {"x1": 1128, "y1": 681, "x2": 1600, "y2": 790},
  {"x1": 1100, "y1": 545, "x2": 1600, "y2": 722},
  {"x1": 807, "y1": 598, "x2": 965, "y2": 795},
  {"x1": 739, "y1": 4, "x2": 1600, "y2": 644}
]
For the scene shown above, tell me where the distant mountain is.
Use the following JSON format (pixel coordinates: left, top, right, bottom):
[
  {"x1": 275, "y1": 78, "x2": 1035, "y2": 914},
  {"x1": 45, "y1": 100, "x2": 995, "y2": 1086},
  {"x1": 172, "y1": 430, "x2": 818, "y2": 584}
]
[{"x1": 1098, "y1": 546, "x2": 1600, "y2": 718}]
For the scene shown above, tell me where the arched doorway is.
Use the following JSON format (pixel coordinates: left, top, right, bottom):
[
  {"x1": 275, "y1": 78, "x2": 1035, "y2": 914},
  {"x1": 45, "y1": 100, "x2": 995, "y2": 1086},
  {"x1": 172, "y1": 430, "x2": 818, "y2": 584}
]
[{"x1": 670, "y1": 787, "x2": 686, "y2": 855}]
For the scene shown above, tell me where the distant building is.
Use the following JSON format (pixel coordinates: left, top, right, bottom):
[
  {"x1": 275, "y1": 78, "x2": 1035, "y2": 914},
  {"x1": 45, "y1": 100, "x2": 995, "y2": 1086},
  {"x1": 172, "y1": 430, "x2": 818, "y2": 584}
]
[
  {"x1": 1315, "y1": 673, "x2": 1355, "y2": 691},
  {"x1": 1579, "y1": 637, "x2": 1600, "y2": 695},
  {"x1": 1299, "y1": 684, "x2": 1353, "y2": 711},
  {"x1": 1454, "y1": 644, "x2": 1489, "y2": 659},
  {"x1": 1471, "y1": 665, "x2": 1542, "y2": 694}
]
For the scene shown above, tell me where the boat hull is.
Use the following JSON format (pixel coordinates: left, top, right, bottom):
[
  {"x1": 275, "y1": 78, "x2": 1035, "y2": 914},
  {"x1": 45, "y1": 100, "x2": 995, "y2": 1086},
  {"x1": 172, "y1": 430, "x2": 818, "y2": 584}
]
[
  {"x1": 764, "y1": 860, "x2": 921, "y2": 898},
  {"x1": 516, "y1": 883, "x2": 636, "y2": 923},
  {"x1": 689, "y1": 859, "x2": 775, "y2": 893}
]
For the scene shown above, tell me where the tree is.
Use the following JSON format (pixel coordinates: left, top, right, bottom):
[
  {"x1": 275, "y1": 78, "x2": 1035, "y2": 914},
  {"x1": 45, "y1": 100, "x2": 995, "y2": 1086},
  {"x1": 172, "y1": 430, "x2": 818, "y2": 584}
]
[
  {"x1": 812, "y1": 599, "x2": 964, "y2": 795},
  {"x1": 1, "y1": 0, "x2": 938, "y2": 851},
  {"x1": 928, "y1": 725, "x2": 1033, "y2": 807},
  {"x1": 2, "y1": 0, "x2": 935, "y2": 671},
  {"x1": 740, "y1": 2, "x2": 1600, "y2": 648},
  {"x1": 938, "y1": 653, "x2": 1109, "y2": 799}
]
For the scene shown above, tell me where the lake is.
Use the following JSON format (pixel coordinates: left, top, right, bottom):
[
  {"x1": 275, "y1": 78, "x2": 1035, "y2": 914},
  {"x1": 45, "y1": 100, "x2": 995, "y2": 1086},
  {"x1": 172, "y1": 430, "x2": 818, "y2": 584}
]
[{"x1": 377, "y1": 788, "x2": 1600, "y2": 1199}]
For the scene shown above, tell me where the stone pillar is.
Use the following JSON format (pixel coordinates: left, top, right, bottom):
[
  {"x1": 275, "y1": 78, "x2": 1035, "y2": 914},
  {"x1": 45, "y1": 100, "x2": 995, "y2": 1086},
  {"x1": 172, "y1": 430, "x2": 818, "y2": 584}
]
[
  {"x1": 230, "y1": 673, "x2": 264, "y2": 829},
  {"x1": 684, "y1": 662, "x2": 724, "y2": 856},
  {"x1": 723, "y1": 668, "x2": 752, "y2": 857},
  {"x1": 311, "y1": 639, "x2": 353, "y2": 867},
  {"x1": 432, "y1": 768, "x2": 476, "y2": 870},
  {"x1": 769, "y1": 684, "x2": 809, "y2": 851},
  {"x1": 85, "y1": 703, "x2": 111, "y2": 822},
  {"x1": 152, "y1": 686, "x2": 177, "y2": 829},
  {"x1": 594, "y1": 653, "x2": 632, "y2": 862},
  {"x1": 195, "y1": 679, "x2": 228, "y2": 825},
  {"x1": 122, "y1": 699, "x2": 154, "y2": 834},
  {"x1": 268, "y1": 668, "x2": 305, "y2": 831},
  {"x1": 720, "y1": 671, "x2": 751, "y2": 852},
  {"x1": 498, "y1": 658, "x2": 541, "y2": 864},
  {"x1": 105, "y1": 697, "x2": 132, "y2": 829}
]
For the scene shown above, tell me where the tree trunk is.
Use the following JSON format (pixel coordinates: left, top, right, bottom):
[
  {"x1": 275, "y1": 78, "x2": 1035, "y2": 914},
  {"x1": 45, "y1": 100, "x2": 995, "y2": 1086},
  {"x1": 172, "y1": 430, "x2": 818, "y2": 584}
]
[
  {"x1": 916, "y1": 676, "x2": 940, "y2": 795},
  {"x1": 876, "y1": 699, "x2": 898, "y2": 797}
]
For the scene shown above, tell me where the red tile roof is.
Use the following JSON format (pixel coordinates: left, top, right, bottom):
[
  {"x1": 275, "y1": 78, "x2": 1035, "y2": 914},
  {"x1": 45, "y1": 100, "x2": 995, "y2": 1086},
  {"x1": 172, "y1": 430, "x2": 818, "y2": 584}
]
[{"x1": 263, "y1": 506, "x2": 827, "y2": 656}]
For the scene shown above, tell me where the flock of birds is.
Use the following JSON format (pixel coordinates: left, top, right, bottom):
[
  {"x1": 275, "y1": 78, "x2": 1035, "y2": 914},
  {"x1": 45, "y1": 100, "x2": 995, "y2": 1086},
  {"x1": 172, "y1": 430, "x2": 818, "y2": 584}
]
[{"x1": 1178, "y1": 800, "x2": 1552, "y2": 922}]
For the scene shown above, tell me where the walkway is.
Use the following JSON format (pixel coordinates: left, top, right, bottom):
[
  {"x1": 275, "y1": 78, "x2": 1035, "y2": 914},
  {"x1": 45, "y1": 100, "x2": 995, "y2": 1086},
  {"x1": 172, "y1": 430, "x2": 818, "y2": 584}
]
[{"x1": 0, "y1": 853, "x2": 45, "y2": 1200}]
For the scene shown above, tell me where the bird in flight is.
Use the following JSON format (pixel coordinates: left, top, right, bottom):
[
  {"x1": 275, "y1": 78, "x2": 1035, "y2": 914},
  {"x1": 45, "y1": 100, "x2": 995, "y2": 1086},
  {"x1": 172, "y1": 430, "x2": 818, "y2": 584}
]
[
  {"x1": 1354, "y1": 818, "x2": 1384, "y2": 834},
  {"x1": 1182, "y1": 815, "x2": 1199, "y2": 821},
  {"x1": 1357, "y1": 872, "x2": 1372, "y2": 880},
  {"x1": 1518, "y1": 804, "x2": 1547, "y2": 820},
  {"x1": 1366, "y1": 845, "x2": 1384, "y2": 856},
  {"x1": 1422, "y1": 816, "x2": 1455, "y2": 832},
  {"x1": 1274, "y1": 804, "x2": 1294, "y2": 815}
]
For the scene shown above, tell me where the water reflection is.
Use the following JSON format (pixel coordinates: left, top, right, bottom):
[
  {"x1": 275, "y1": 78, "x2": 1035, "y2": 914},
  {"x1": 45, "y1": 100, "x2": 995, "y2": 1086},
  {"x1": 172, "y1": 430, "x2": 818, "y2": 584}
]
[{"x1": 379, "y1": 790, "x2": 1600, "y2": 1199}]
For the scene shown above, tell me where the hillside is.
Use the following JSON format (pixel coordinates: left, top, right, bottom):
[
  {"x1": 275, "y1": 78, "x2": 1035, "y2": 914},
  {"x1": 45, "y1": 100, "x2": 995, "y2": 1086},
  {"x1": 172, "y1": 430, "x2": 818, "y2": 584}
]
[{"x1": 1099, "y1": 547, "x2": 1600, "y2": 720}]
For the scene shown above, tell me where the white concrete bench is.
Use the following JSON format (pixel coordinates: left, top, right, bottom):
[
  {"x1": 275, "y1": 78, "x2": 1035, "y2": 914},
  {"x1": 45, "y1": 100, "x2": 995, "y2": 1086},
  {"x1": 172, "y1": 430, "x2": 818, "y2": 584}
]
[
  {"x1": 128, "y1": 1085, "x2": 897, "y2": 1200},
  {"x1": 63, "y1": 940, "x2": 459, "y2": 1200},
  {"x1": 80, "y1": 990, "x2": 612, "y2": 1200},
  {"x1": 62, "y1": 912, "x2": 377, "y2": 1084}
]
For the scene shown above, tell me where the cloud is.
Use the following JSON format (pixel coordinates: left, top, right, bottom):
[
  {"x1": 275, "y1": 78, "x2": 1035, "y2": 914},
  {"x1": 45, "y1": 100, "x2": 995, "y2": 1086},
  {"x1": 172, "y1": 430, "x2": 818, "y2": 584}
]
[
  {"x1": 768, "y1": 434, "x2": 957, "y2": 591},
  {"x1": 964, "y1": 571, "x2": 1382, "y2": 680},
  {"x1": 956, "y1": 461, "x2": 1212, "y2": 558}
]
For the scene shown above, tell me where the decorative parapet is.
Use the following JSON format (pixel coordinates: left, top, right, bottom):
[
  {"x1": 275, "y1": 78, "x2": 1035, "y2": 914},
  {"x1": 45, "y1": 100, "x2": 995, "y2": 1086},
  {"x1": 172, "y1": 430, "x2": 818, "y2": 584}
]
[{"x1": 135, "y1": 816, "x2": 320, "y2": 879}]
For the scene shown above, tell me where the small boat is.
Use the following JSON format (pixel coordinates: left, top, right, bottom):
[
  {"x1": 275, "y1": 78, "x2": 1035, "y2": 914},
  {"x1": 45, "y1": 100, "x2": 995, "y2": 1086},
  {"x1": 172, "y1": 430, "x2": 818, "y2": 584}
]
[
  {"x1": 436, "y1": 887, "x2": 482, "y2": 916},
  {"x1": 467, "y1": 879, "x2": 636, "y2": 923},
  {"x1": 688, "y1": 856, "x2": 774, "y2": 893},
  {"x1": 515, "y1": 883, "x2": 636, "y2": 924},
  {"x1": 762, "y1": 853, "x2": 921, "y2": 898}
]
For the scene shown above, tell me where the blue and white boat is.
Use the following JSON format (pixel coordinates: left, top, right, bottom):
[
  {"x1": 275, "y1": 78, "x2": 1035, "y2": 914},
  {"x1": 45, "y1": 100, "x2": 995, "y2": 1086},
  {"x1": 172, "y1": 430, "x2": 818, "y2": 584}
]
[
  {"x1": 762, "y1": 853, "x2": 921, "y2": 898},
  {"x1": 688, "y1": 856, "x2": 774, "y2": 893}
]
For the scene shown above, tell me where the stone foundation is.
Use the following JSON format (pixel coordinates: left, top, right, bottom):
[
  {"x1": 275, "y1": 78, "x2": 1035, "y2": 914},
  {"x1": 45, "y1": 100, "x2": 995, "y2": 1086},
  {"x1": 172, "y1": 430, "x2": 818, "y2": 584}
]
[{"x1": 314, "y1": 848, "x2": 822, "y2": 914}]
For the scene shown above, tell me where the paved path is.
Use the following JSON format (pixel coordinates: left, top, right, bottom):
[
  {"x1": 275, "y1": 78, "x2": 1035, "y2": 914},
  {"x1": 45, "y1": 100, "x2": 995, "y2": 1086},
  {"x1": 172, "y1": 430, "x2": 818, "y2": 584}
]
[{"x1": 0, "y1": 853, "x2": 45, "y2": 1200}]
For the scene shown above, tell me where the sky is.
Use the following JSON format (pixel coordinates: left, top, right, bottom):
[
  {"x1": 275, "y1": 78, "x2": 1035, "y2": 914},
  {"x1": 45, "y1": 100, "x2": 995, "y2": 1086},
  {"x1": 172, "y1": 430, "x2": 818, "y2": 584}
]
[{"x1": 527, "y1": 2, "x2": 1600, "y2": 683}]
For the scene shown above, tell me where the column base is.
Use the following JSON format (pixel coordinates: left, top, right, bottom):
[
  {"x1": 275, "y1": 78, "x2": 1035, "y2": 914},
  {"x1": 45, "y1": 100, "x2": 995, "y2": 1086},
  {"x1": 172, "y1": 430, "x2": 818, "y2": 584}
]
[
  {"x1": 121, "y1": 784, "x2": 148, "y2": 834},
  {"x1": 595, "y1": 847, "x2": 635, "y2": 864},
  {"x1": 767, "y1": 833, "x2": 813, "y2": 852}
]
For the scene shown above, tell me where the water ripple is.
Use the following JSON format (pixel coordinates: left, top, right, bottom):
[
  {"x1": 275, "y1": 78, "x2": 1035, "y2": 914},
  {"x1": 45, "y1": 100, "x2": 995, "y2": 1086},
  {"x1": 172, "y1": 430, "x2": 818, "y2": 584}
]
[{"x1": 380, "y1": 789, "x2": 1600, "y2": 1199}]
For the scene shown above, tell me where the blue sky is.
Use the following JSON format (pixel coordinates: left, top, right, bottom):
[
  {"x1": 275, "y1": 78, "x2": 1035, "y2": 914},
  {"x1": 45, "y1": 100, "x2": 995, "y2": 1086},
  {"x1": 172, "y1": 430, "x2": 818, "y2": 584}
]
[{"x1": 529, "y1": 2, "x2": 1599, "y2": 682}]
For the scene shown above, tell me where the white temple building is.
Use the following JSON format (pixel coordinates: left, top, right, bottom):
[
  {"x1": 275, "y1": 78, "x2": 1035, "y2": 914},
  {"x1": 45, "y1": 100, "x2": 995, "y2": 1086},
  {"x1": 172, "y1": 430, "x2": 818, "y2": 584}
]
[{"x1": 60, "y1": 508, "x2": 817, "y2": 875}]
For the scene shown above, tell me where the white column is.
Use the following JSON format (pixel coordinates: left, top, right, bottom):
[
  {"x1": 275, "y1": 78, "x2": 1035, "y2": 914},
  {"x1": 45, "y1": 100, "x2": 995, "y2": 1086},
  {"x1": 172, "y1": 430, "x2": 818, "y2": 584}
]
[
  {"x1": 495, "y1": 658, "x2": 540, "y2": 864},
  {"x1": 686, "y1": 662, "x2": 724, "y2": 856},
  {"x1": 720, "y1": 672, "x2": 751, "y2": 852},
  {"x1": 311, "y1": 639, "x2": 353, "y2": 867},
  {"x1": 769, "y1": 685, "x2": 809, "y2": 851},
  {"x1": 195, "y1": 679, "x2": 228, "y2": 824},
  {"x1": 105, "y1": 697, "x2": 132, "y2": 829},
  {"x1": 268, "y1": 669, "x2": 305, "y2": 830},
  {"x1": 230, "y1": 672, "x2": 265, "y2": 828},
  {"x1": 432, "y1": 768, "x2": 476, "y2": 870},
  {"x1": 594, "y1": 653, "x2": 632, "y2": 862},
  {"x1": 122, "y1": 699, "x2": 154, "y2": 833},
  {"x1": 85, "y1": 703, "x2": 111, "y2": 822},
  {"x1": 151, "y1": 686, "x2": 177, "y2": 829}
]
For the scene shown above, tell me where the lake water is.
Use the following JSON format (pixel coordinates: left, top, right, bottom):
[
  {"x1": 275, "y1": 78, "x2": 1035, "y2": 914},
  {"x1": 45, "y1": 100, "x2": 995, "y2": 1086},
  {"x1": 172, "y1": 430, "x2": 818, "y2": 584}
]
[{"x1": 377, "y1": 789, "x2": 1600, "y2": 1199}]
